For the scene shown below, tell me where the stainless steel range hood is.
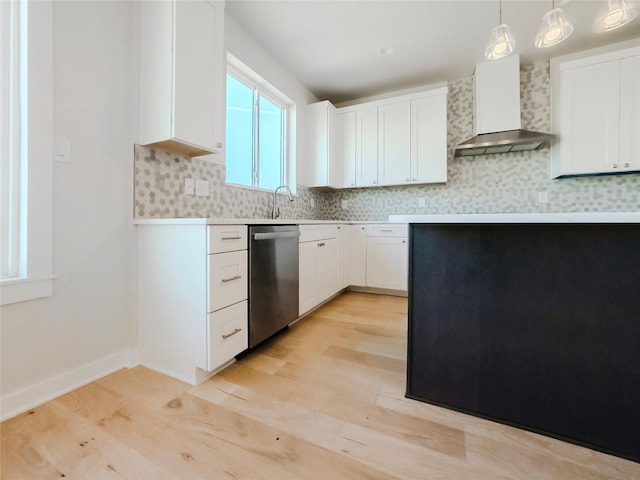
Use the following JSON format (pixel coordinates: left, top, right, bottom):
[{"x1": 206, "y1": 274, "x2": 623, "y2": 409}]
[
  {"x1": 455, "y1": 129, "x2": 553, "y2": 157},
  {"x1": 454, "y1": 55, "x2": 555, "y2": 158}
]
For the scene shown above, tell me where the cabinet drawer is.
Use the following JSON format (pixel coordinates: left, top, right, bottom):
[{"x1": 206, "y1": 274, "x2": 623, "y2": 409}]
[
  {"x1": 208, "y1": 250, "x2": 248, "y2": 312},
  {"x1": 299, "y1": 224, "x2": 342, "y2": 243},
  {"x1": 365, "y1": 224, "x2": 408, "y2": 237},
  {"x1": 208, "y1": 225, "x2": 247, "y2": 254},
  {"x1": 208, "y1": 300, "x2": 248, "y2": 371}
]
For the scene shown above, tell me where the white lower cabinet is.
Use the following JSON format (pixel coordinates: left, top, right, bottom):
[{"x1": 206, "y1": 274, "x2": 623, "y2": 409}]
[
  {"x1": 207, "y1": 250, "x2": 248, "y2": 312},
  {"x1": 299, "y1": 224, "x2": 343, "y2": 316},
  {"x1": 346, "y1": 224, "x2": 408, "y2": 292},
  {"x1": 345, "y1": 225, "x2": 367, "y2": 286},
  {"x1": 208, "y1": 300, "x2": 248, "y2": 371},
  {"x1": 366, "y1": 237, "x2": 408, "y2": 290},
  {"x1": 138, "y1": 224, "x2": 248, "y2": 385}
]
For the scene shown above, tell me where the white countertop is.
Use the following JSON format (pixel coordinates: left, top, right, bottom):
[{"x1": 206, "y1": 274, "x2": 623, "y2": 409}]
[
  {"x1": 388, "y1": 212, "x2": 640, "y2": 223},
  {"x1": 133, "y1": 218, "x2": 382, "y2": 225}
]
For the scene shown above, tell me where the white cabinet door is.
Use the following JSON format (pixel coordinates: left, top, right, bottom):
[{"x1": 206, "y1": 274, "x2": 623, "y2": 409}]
[
  {"x1": 299, "y1": 241, "x2": 318, "y2": 316},
  {"x1": 551, "y1": 47, "x2": 640, "y2": 178},
  {"x1": 366, "y1": 237, "x2": 408, "y2": 290},
  {"x1": 378, "y1": 101, "x2": 411, "y2": 186},
  {"x1": 140, "y1": 0, "x2": 224, "y2": 157},
  {"x1": 336, "y1": 111, "x2": 357, "y2": 188},
  {"x1": 356, "y1": 107, "x2": 379, "y2": 187},
  {"x1": 316, "y1": 238, "x2": 340, "y2": 301},
  {"x1": 306, "y1": 101, "x2": 337, "y2": 187},
  {"x1": 561, "y1": 61, "x2": 620, "y2": 175},
  {"x1": 620, "y1": 55, "x2": 640, "y2": 172},
  {"x1": 411, "y1": 94, "x2": 447, "y2": 183},
  {"x1": 345, "y1": 225, "x2": 366, "y2": 286}
]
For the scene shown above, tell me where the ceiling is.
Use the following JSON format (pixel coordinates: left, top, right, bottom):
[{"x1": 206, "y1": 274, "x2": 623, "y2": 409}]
[{"x1": 226, "y1": 0, "x2": 640, "y2": 104}]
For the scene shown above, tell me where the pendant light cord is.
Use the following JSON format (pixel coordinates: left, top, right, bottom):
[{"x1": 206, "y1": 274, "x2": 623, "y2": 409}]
[{"x1": 499, "y1": 0, "x2": 502, "y2": 24}]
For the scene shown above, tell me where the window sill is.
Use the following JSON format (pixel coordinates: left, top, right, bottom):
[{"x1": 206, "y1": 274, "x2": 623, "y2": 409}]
[
  {"x1": 224, "y1": 182, "x2": 298, "y2": 197},
  {"x1": 0, "y1": 275, "x2": 54, "y2": 306}
]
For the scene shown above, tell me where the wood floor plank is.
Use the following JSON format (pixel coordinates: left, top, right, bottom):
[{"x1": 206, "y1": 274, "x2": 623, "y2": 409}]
[
  {"x1": 218, "y1": 356, "x2": 466, "y2": 463},
  {"x1": 2, "y1": 291, "x2": 638, "y2": 480},
  {"x1": 164, "y1": 392, "x2": 400, "y2": 480}
]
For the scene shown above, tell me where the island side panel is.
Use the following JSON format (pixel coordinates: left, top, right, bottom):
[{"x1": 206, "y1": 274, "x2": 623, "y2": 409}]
[{"x1": 407, "y1": 223, "x2": 640, "y2": 463}]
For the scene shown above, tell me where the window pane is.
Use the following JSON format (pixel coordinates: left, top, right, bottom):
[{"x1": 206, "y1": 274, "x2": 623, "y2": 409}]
[
  {"x1": 257, "y1": 95, "x2": 283, "y2": 190},
  {"x1": 225, "y1": 74, "x2": 254, "y2": 186}
]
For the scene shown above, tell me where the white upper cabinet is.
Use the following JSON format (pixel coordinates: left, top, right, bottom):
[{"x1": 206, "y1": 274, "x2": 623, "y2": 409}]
[
  {"x1": 378, "y1": 101, "x2": 411, "y2": 186},
  {"x1": 306, "y1": 86, "x2": 448, "y2": 188},
  {"x1": 306, "y1": 101, "x2": 337, "y2": 187},
  {"x1": 336, "y1": 111, "x2": 357, "y2": 188},
  {"x1": 620, "y1": 55, "x2": 640, "y2": 173},
  {"x1": 551, "y1": 43, "x2": 640, "y2": 178},
  {"x1": 356, "y1": 106, "x2": 379, "y2": 187},
  {"x1": 411, "y1": 94, "x2": 448, "y2": 183},
  {"x1": 140, "y1": 0, "x2": 225, "y2": 158}
]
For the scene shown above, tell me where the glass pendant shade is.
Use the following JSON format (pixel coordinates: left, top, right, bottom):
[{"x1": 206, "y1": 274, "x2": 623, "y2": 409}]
[
  {"x1": 593, "y1": 0, "x2": 639, "y2": 32},
  {"x1": 484, "y1": 24, "x2": 516, "y2": 60},
  {"x1": 535, "y1": 8, "x2": 574, "y2": 48}
]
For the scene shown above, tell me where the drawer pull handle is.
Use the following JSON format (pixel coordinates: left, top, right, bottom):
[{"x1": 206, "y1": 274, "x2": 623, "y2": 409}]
[
  {"x1": 379, "y1": 229, "x2": 393, "y2": 232},
  {"x1": 222, "y1": 328, "x2": 242, "y2": 340},
  {"x1": 221, "y1": 275, "x2": 242, "y2": 283},
  {"x1": 221, "y1": 236, "x2": 242, "y2": 240}
]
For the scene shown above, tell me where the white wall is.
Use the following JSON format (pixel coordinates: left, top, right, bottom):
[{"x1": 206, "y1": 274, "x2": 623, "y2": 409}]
[
  {"x1": 0, "y1": 1, "x2": 138, "y2": 419},
  {"x1": 224, "y1": 12, "x2": 318, "y2": 186}
]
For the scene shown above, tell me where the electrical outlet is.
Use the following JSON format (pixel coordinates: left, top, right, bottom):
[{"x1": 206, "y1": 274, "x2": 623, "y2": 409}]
[
  {"x1": 418, "y1": 197, "x2": 426, "y2": 208},
  {"x1": 184, "y1": 178, "x2": 195, "y2": 195},
  {"x1": 341, "y1": 200, "x2": 348, "y2": 209},
  {"x1": 310, "y1": 198, "x2": 316, "y2": 208},
  {"x1": 195, "y1": 179, "x2": 210, "y2": 197},
  {"x1": 538, "y1": 191, "x2": 549, "y2": 204}
]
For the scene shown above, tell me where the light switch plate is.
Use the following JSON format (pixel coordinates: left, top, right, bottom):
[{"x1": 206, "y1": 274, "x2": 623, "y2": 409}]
[{"x1": 195, "y1": 179, "x2": 210, "y2": 197}]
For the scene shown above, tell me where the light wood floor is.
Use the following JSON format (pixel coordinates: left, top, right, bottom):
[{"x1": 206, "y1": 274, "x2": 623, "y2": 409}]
[{"x1": 2, "y1": 292, "x2": 639, "y2": 479}]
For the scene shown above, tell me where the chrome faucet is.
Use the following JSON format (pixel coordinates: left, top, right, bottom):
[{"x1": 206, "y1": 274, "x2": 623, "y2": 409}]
[{"x1": 271, "y1": 185, "x2": 294, "y2": 219}]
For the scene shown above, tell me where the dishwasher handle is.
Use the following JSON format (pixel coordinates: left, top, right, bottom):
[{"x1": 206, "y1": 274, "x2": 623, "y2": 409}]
[{"x1": 253, "y1": 231, "x2": 300, "y2": 241}]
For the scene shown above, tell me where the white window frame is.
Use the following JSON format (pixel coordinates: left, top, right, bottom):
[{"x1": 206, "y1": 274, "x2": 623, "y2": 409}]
[
  {"x1": 0, "y1": 0, "x2": 53, "y2": 306},
  {"x1": 225, "y1": 54, "x2": 295, "y2": 193}
]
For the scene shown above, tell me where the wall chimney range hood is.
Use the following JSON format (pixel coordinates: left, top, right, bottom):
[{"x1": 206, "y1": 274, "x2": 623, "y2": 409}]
[{"x1": 454, "y1": 55, "x2": 555, "y2": 158}]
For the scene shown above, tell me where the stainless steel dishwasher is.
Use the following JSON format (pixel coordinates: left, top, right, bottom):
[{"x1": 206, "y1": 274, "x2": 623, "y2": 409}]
[{"x1": 248, "y1": 225, "x2": 299, "y2": 348}]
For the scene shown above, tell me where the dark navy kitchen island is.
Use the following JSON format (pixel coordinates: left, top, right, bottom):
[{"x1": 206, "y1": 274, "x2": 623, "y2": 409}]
[{"x1": 390, "y1": 213, "x2": 640, "y2": 464}]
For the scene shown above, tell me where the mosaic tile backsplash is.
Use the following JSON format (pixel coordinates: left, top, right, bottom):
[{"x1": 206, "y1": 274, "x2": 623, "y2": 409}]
[
  {"x1": 134, "y1": 62, "x2": 639, "y2": 220},
  {"x1": 134, "y1": 147, "x2": 324, "y2": 219}
]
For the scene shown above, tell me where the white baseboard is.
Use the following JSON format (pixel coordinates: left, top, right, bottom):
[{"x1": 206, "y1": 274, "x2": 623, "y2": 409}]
[{"x1": 0, "y1": 348, "x2": 139, "y2": 422}]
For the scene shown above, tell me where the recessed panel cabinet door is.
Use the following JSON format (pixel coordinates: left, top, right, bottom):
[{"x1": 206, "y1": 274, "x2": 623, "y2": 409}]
[
  {"x1": 620, "y1": 55, "x2": 640, "y2": 172},
  {"x1": 336, "y1": 111, "x2": 357, "y2": 188},
  {"x1": 366, "y1": 237, "x2": 408, "y2": 290},
  {"x1": 172, "y1": 0, "x2": 222, "y2": 152},
  {"x1": 356, "y1": 107, "x2": 379, "y2": 187},
  {"x1": 411, "y1": 95, "x2": 447, "y2": 183},
  {"x1": 563, "y1": 61, "x2": 620, "y2": 175},
  {"x1": 378, "y1": 101, "x2": 411, "y2": 186},
  {"x1": 299, "y1": 241, "x2": 318, "y2": 316}
]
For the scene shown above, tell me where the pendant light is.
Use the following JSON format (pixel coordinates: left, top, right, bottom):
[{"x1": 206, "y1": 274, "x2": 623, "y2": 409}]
[
  {"x1": 485, "y1": 0, "x2": 516, "y2": 60},
  {"x1": 593, "y1": 0, "x2": 638, "y2": 32},
  {"x1": 535, "y1": 1, "x2": 574, "y2": 48}
]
